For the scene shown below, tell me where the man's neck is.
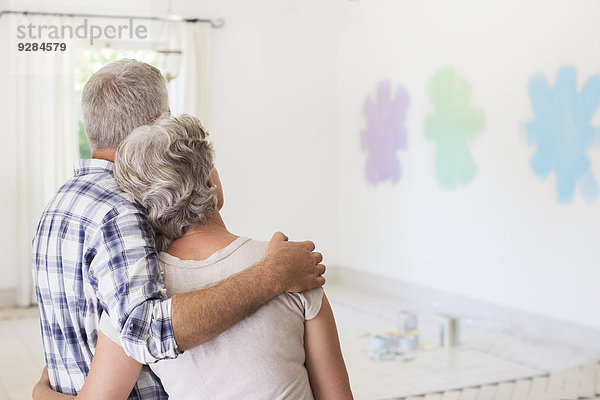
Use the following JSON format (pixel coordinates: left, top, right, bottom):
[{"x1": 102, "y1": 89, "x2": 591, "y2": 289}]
[
  {"x1": 165, "y1": 211, "x2": 239, "y2": 261},
  {"x1": 91, "y1": 148, "x2": 117, "y2": 162}
]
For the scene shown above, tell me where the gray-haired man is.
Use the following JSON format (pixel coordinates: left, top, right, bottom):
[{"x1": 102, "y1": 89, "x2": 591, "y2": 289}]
[{"x1": 32, "y1": 59, "x2": 325, "y2": 398}]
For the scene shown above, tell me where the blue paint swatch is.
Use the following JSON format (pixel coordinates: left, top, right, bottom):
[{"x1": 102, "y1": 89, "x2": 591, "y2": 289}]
[{"x1": 526, "y1": 67, "x2": 600, "y2": 203}]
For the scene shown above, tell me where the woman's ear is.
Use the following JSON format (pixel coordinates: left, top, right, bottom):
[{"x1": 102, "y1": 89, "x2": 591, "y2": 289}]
[{"x1": 207, "y1": 168, "x2": 219, "y2": 188}]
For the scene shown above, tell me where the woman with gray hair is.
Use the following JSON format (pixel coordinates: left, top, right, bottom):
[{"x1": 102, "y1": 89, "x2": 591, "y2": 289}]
[
  {"x1": 114, "y1": 114, "x2": 220, "y2": 253},
  {"x1": 38, "y1": 114, "x2": 353, "y2": 399}
]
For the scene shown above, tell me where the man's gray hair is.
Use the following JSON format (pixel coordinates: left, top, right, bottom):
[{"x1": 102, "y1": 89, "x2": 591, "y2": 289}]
[
  {"x1": 82, "y1": 59, "x2": 170, "y2": 150},
  {"x1": 114, "y1": 114, "x2": 217, "y2": 250}
]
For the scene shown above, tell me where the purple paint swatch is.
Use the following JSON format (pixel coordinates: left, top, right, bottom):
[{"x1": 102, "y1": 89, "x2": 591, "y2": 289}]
[{"x1": 361, "y1": 81, "x2": 410, "y2": 186}]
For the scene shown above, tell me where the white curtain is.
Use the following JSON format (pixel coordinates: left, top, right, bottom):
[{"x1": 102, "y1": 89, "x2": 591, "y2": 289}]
[
  {"x1": 7, "y1": 15, "x2": 79, "y2": 306},
  {"x1": 171, "y1": 21, "x2": 211, "y2": 125},
  {"x1": 1, "y1": 15, "x2": 209, "y2": 307}
]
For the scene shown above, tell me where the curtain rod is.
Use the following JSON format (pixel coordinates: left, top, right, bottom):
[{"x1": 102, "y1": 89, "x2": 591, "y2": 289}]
[{"x1": 0, "y1": 10, "x2": 225, "y2": 28}]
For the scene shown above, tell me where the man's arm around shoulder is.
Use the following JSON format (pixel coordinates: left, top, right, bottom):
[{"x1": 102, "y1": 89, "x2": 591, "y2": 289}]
[{"x1": 171, "y1": 232, "x2": 326, "y2": 351}]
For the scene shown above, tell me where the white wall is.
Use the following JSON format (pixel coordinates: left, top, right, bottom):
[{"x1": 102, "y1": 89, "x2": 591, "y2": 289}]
[
  {"x1": 3, "y1": 0, "x2": 598, "y2": 331},
  {"x1": 334, "y1": 0, "x2": 600, "y2": 329},
  {"x1": 182, "y1": 1, "x2": 340, "y2": 259}
]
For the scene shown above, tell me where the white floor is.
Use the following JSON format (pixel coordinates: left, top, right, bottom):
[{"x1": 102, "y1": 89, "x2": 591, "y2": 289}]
[
  {"x1": 0, "y1": 307, "x2": 45, "y2": 400},
  {"x1": 325, "y1": 282, "x2": 600, "y2": 399},
  {"x1": 0, "y1": 277, "x2": 599, "y2": 400}
]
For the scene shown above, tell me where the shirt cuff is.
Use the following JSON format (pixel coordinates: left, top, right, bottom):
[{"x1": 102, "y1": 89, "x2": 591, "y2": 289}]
[{"x1": 120, "y1": 297, "x2": 181, "y2": 364}]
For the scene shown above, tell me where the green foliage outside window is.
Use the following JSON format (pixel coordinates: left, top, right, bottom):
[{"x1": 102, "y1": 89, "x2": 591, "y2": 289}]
[{"x1": 78, "y1": 121, "x2": 91, "y2": 159}]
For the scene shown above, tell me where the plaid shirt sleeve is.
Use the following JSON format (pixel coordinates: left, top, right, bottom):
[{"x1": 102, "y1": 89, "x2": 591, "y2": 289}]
[{"x1": 88, "y1": 201, "x2": 181, "y2": 364}]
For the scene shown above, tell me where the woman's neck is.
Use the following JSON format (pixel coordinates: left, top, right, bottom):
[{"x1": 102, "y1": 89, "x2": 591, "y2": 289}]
[{"x1": 165, "y1": 211, "x2": 239, "y2": 261}]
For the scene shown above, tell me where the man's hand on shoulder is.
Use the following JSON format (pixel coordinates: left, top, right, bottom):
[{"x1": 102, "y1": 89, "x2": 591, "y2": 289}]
[
  {"x1": 264, "y1": 232, "x2": 326, "y2": 293},
  {"x1": 170, "y1": 231, "x2": 326, "y2": 350}
]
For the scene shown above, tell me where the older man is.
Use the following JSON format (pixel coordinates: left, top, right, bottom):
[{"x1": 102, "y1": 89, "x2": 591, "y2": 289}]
[{"x1": 32, "y1": 59, "x2": 325, "y2": 398}]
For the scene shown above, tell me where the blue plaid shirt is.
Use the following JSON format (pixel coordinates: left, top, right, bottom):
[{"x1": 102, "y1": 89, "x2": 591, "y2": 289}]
[{"x1": 32, "y1": 159, "x2": 180, "y2": 398}]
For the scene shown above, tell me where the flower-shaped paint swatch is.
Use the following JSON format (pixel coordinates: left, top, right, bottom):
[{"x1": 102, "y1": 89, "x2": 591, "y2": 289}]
[
  {"x1": 526, "y1": 67, "x2": 600, "y2": 203},
  {"x1": 361, "y1": 81, "x2": 410, "y2": 186},
  {"x1": 425, "y1": 67, "x2": 484, "y2": 190}
]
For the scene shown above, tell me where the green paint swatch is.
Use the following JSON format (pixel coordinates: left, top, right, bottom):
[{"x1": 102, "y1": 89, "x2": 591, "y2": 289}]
[{"x1": 425, "y1": 67, "x2": 484, "y2": 189}]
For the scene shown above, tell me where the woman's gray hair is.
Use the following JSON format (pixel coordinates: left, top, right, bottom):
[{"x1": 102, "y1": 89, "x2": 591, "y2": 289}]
[
  {"x1": 114, "y1": 114, "x2": 217, "y2": 250},
  {"x1": 82, "y1": 59, "x2": 170, "y2": 150}
]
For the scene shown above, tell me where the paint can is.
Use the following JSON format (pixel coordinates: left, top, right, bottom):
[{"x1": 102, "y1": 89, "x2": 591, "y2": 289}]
[
  {"x1": 369, "y1": 334, "x2": 397, "y2": 361},
  {"x1": 439, "y1": 315, "x2": 460, "y2": 347},
  {"x1": 370, "y1": 335, "x2": 391, "y2": 353},
  {"x1": 397, "y1": 310, "x2": 418, "y2": 334},
  {"x1": 386, "y1": 332, "x2": 402, "y2": 353},
  {"x1": 397, "y1": 330, "x2": 419, "y2": 352}
]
